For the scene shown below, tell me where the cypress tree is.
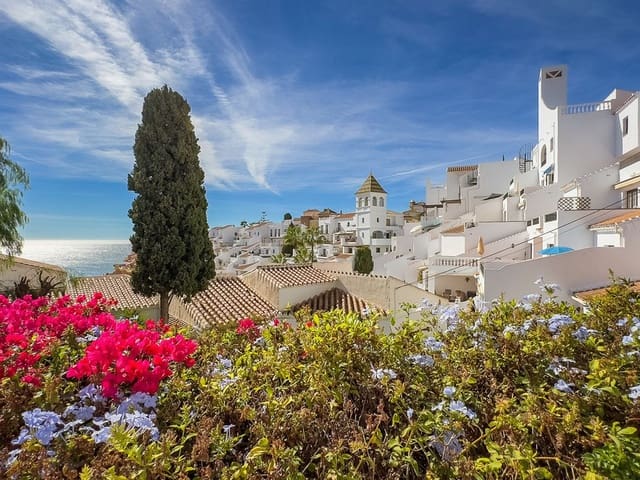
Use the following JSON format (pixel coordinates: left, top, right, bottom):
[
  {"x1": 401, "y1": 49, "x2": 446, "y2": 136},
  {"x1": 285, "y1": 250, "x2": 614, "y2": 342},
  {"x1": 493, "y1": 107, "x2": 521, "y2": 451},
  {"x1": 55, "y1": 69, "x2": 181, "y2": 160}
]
[
  {"x1": 128, "y1": 86, "x2": 215, "y2": 320},
  {"x1": 353, "y1": 246, "x2": 374, "y2": 274}
]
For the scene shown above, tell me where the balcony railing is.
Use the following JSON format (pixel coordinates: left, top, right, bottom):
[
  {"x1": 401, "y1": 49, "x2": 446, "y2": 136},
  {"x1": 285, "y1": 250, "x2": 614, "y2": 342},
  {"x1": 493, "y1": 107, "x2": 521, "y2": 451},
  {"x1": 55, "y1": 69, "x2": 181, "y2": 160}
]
[
  {"x1": 429, "y1": 256, "x2": 479, "y2": 268},
  {"x1": 559, "y1": 101, "x2": 612, "y2": 115},
  {"x1": 557, "y1": 197, "x2": 591, "y2": 211}
]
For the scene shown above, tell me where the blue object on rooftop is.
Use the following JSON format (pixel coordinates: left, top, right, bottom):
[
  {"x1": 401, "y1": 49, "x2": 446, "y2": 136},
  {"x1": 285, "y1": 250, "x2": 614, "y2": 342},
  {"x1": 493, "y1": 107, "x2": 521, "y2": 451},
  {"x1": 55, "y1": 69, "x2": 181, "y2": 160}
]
[{"x1": 538, "y1": 246, "x2": 573, "y2": 256}]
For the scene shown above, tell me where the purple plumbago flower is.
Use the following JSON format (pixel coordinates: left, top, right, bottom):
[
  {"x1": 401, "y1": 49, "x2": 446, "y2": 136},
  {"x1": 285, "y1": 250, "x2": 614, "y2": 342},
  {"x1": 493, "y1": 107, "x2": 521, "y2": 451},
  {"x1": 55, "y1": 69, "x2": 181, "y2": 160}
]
[
  {"x1": 408, "y1": 354, "x2": 434, "y2": 367},
  {"x1": 64, "y1": 404, "x2": 96, "y2": 421},
  {"x1": 522, "y1": 293, "x2": 541, "y2": 304},
  {"x1": 622, "y1": 335, "x2": 635, "y2": 346},
  {"x1": 78, "y1": 384, "x2": 104, "y2": 404},
  {"x1": 11, "y1": 428, "x2": 31, "y2": 446},
  {"x1": 91, "y1": 426, "x2": 111, "y2": 444},
  {"x1": 443, "y1": 386, "x2": 456, "y2": 398},
  {"x1": 547, "y1": 314, "x2": 574, "y2": 334},
  {"x1": 371, "y1": 368, "x2": 397, "y2": 381},
  {"x1": 424, "y1": 337, "x2": 444, "y2": 352},
  {"x1": 449, "y1": 400, "x2": 477, "y2": 420},
  {"x1": 22, "y1": 409, "x2": 63, "y2": 446},
  {"x1": 573, "y1": 326, "x2": 597, "y2": 342},
  {"x1": 554, "y1": 379, "x2": 574, "y2": 394}
]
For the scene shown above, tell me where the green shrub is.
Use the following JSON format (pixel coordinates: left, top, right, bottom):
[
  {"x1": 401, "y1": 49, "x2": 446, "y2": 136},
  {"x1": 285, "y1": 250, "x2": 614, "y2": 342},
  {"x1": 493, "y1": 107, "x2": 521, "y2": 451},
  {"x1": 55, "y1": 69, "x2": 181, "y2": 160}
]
[{"x1": 2, "y1": 278, "x2": 640, "y2": 479}]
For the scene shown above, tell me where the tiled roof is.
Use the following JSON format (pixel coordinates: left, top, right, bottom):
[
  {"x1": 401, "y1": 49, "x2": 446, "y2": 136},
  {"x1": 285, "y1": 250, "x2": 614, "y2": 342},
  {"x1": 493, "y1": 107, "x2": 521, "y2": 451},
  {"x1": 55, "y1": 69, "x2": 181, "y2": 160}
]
[
  {"x1": 336, "y1": 213, "x2": 355, "y2": 219},
  {"x1": 186, "y1": 276, "x2": 276, "y2": 326},
  {"x1": 67, "y1": 274, "x2": 158, "y2": 309},
  {"x1": 442, "y1": 224, "x2": 464, "y2": 234},
  {"x1": 447, "y1": 165, "x2": 478, "y2": 173},
  {"x1": 590, "y1": 209, "x2": 640, "y2": 228},
  {"x1": 292, "y1": 287, "x2": 381, "y2": 314},
  {"x1": 318, "y1": 209, "x2": 338, "y2": 218},
  {"x1": 574, "y1": 280, "x2": 640, "y2": 302},
  {"x1": 326, "y1": 270, "x2": 387, "y2": 279},
  {"x1": 255, "y1": 265, "x2": 336, "y2": 288},
  {"x1": 356, "y1": 174, "x2": 387, "y2": 194},
  {"x1": 2, "y1": 255, "x2": 66, "y2": 272}
]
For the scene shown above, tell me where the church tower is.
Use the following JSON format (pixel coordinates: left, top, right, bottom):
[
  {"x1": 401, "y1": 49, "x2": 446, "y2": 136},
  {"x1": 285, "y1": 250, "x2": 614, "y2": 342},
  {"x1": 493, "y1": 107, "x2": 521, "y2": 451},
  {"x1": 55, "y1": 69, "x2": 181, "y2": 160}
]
[{"x1": 355, "y1": 173, "x2": 387, "y2": 246}]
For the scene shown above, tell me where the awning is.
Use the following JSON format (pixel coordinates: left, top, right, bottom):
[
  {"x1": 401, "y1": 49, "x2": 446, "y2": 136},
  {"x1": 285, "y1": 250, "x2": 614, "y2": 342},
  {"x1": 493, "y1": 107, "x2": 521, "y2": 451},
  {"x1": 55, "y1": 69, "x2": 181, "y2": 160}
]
[{"x1": 543, "y1": 163, "x2": 555, "y2": 175}]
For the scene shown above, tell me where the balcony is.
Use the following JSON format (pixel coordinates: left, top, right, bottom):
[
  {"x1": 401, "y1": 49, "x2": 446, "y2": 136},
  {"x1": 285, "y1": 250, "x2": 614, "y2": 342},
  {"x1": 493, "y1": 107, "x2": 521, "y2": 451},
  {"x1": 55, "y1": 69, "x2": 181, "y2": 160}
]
[
  {"x1": 559, "y1": 101, "x2": 612, "y2": 115},
  {"x1": 428, "y1": 256, "x2": 480, "y2": 277}
]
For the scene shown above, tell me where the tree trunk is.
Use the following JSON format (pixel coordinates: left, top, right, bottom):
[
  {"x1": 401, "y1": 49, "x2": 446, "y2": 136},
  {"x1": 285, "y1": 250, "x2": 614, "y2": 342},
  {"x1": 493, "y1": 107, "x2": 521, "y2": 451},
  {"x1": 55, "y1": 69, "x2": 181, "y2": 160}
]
[{"x1": 160, "y1": 291, "x2": 171, "y2": 321}]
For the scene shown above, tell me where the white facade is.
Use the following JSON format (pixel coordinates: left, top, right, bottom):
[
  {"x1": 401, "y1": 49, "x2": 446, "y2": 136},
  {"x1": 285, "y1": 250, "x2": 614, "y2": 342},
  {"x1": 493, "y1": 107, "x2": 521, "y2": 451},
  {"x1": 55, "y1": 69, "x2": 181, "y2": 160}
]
[{"x1": 354, "y1": 174, "x2": 404, "y2": 256}]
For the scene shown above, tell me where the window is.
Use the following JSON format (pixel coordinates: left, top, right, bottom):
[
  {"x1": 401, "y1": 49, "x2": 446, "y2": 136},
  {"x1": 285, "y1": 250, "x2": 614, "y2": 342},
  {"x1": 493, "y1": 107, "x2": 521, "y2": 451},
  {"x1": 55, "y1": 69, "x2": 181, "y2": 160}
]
[
  {"x1": 376, "y1": 217, "x2": 379, "y2": 223},
  {"x1": 532, "y1": 217, "x2": 540, "y2": 226},
  {"x1": 623, "y1": 116, "x2": 629, "y2": 136},
  {"x1": 626, "y1": 188, "x2": 639, "y2": 208},
  {"x1": 358, "y1": 198, "x2": 362, "y2": 208},
  {"x1": 379, "y1": 197, "x2": 384, "y2": 207},
  {"x1": 372, "y1": 197, "x2": 377, "y2": 206},
  {"x1": 545, "y1": 173, "x2": 555, "y2": 185},
  {"x1": 364, "y1": 197, "x2": 369, "y2": 207},
  {"x1": 550, "y1": 137, "x2": 554, "y2": 152},
  {"x1": 544, "y1": 212, "x2": 557, "y2": 222},
  {"x1": 386, "y1": 218, "x2": 391, "y2": 226},
  {"x1": 527, "y1": 220, "x2": 532, "y2": 227},
  {"x1": 376, "y1": 247, "x2": 380, "y2": 253},
  {"x1": 541, "y1": 144, "x2": 547, "y2": 166},
  {"x1": 361, "y1": 217, "x2": 364, "y2": 223}
]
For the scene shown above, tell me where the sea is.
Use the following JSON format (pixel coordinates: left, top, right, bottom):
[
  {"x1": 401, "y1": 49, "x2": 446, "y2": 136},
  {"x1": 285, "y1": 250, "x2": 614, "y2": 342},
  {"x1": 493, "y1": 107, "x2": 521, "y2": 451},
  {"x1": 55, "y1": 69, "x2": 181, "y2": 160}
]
[{"x1": 19, "y1": 239, "x2": 132, "y2": 277}]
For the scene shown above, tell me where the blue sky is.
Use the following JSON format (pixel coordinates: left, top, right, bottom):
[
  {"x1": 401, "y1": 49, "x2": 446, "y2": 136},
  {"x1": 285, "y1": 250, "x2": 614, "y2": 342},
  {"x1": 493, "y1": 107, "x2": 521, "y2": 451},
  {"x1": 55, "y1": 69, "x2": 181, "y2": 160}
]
[{"x1": 1, "y1": 0, "x2": 640, "y2": 239}]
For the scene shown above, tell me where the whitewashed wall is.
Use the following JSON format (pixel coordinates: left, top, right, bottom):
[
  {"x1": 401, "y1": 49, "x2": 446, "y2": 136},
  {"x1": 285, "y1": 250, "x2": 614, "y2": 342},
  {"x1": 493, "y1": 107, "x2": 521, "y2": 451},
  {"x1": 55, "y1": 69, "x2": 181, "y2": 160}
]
[{"x1": 482, "y1": 247, "x2": 640, "y2": 305}]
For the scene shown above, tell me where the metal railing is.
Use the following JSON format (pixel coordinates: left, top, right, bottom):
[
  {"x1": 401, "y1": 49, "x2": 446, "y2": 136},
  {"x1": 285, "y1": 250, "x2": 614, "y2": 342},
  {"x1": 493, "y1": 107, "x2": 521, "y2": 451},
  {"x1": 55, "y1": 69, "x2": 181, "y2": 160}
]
[{"x1": 559, "y1": 101, "x2": 612, "y2": 115}]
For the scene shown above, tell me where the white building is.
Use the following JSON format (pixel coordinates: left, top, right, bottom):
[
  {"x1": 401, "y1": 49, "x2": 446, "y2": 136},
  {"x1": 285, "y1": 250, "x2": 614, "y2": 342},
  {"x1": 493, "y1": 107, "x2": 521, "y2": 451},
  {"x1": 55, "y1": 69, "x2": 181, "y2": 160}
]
[
  {"x1": 354, "y1": 174, "x2": 404, "y2": 255},
  {"x1": 478, "y1": 65, "x2": 640, "y2": 305}
]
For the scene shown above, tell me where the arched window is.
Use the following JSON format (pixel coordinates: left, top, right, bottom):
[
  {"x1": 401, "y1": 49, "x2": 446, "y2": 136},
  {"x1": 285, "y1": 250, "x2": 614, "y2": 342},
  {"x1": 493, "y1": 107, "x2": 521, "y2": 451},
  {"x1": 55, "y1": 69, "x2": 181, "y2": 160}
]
[
  {"x1": 365, "y1": 197, "x2": 369, "y2": 207},
  {"x1": 541, "y1": 144, "x2": 547, "y2": 166},
  {"x1": 372, "y1": 197, "x2": 377, "y2": 206},
  {"x1": 358, "y1": 197, "x2": 363, "y2": 208},
  {"x1": 379, "y1": 197, "x2": 384, "y2": 207}
]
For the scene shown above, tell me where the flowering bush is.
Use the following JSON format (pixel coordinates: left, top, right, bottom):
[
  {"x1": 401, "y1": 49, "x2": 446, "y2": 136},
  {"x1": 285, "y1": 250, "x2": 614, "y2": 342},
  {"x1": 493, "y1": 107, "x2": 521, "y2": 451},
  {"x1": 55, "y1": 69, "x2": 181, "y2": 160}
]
[
  {"x1": 1, "y1": 279, "x2": 640, "y2": 479},
  {"x1": 0, "y1": 293, "x2": 198, "y2": 477},
  {"x1": 67, "y1": 319, "x2": 197, "y2": 398},
  {"x1": 0, "y1": 293, "x2": 116, "y2": 385}
]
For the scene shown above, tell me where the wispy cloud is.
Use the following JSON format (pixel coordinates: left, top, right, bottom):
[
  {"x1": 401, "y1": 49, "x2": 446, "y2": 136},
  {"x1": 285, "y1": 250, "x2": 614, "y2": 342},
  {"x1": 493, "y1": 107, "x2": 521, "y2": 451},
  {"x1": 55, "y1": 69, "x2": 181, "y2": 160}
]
[{"x1": 0, "y1": 0, "x2": 548, "y2": 198}]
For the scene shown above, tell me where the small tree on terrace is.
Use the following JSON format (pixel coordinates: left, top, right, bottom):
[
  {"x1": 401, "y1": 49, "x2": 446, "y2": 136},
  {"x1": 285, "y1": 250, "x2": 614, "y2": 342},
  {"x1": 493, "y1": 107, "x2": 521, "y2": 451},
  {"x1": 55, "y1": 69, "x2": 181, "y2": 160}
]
[
  {"x1": 353, "y1": 246, "x2": 374, "y2": 274},
  {"x1": 128, "y1": 86, "x2": 215, "y2": 320},
  {"x1": 0, "y1": 136, "x2": 29, "y2": 259}
]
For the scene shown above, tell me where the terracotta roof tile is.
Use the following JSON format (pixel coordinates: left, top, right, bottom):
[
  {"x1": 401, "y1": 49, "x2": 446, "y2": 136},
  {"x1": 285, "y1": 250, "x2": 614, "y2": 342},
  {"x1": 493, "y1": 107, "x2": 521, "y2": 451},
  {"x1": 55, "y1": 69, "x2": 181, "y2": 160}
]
[
  {"x1": 442, "y1": 224, "x2": 464, "y2": 234},
  {"x1": 336, "y1": 213, "x2": 355, "y2": 219},
  {"x1": 292, "y1": 287, "x2": 383, "y2": 314},
  {"x1": 256, "y1": 265, "x2": 336, "y2": 288},
  {"x1": 67, "y1": 274, "x2": 158, "y2": 309},
  {"x1": 447, "y1": 165, "x2": 478, "y2": 173},
  {"x1": 590, "y1": 209, "x2": 640, "y2": 228},
  {"x1": 186, "y1": 277, "x2": 276, "y2": 326},
  {"x1": 2, "y1": 255, "x2": 66, "y2": 272},
  {"x1": 574, "y1": 280, "x2": 640, "y2": 302}
]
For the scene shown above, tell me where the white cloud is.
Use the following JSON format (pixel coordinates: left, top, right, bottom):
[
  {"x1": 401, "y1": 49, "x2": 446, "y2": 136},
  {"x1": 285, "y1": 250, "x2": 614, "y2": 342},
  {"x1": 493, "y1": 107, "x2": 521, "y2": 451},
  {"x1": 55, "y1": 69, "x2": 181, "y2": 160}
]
[{"x1": 0, "y1": 0, "x2": 535, "y2": 195}]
